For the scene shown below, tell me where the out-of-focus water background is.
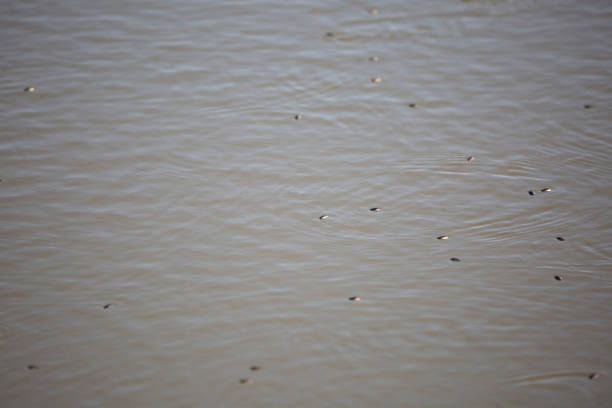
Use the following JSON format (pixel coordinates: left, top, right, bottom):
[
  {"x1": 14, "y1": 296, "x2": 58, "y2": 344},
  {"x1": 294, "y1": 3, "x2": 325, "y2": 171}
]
[{"x1": 1, "y1": 0, "x2": 611, "y2": 407}]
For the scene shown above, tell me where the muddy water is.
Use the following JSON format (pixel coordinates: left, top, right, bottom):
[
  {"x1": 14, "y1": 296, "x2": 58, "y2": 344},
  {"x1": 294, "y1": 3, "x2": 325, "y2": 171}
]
[{"x1": 1, "y1": 1, "x2": 611, "y2": 407}]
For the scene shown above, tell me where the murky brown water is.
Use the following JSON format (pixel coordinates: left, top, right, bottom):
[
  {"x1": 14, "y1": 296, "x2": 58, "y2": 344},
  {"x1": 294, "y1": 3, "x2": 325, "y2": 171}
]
[{"x1": 1, "y1": 1, "x2": 611, "y2": 407}]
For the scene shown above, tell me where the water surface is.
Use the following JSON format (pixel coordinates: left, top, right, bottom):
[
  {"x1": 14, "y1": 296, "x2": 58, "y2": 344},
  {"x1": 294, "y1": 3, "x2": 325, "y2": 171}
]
[{"x1": 1, "y1": 1, "x2": 611, "y2": 407}]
